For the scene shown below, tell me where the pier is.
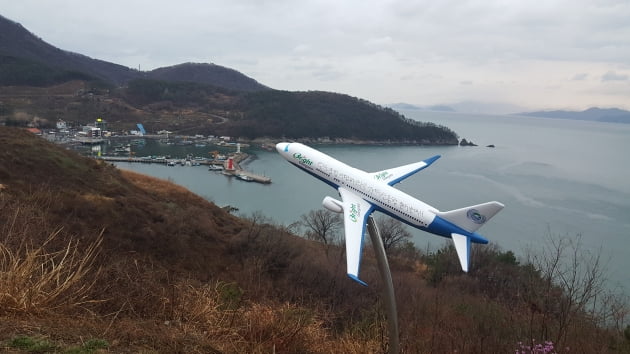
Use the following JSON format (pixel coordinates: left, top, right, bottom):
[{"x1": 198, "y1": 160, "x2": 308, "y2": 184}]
[
  {"x1": 221, "y1": 169, "x2": 272, "y2": 184},
  {"x1": 220, "y1": 155, "x2": 272, "y2": 184},
  {"x1": 99, "y1": 154, "x2": 271, "y2": 184},
  {"x1": 98, "y1": 156, "x2": 220, "y2": 166}
]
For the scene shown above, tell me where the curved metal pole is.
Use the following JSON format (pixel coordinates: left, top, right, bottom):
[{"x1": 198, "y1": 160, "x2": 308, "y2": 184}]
[{"x1": 367, "y1": 215, "x2": 399, "y2": 354}]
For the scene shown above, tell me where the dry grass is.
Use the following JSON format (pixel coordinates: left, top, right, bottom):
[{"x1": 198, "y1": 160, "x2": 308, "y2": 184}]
[
  {"x1": 0, "y1": 207, "x2": 103, "y2": 315},
  {"x1": 144, "y1": 281, "x2": 381, "y2": 353}
]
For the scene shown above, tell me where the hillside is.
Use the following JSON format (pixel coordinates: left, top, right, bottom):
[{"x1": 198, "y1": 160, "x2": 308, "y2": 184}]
[
  {"x1": 0, "y1": 14, "x2": 458, "y2": 143},
  {"x1": 234, "y1": 90, "x2": 457, "y2": 143},
  {"x1": 1, "y1": 77, "x2": 459, "y2": 143},
  {"x1": 517, "y1": 107, "x2": 630, "y2": 123},
  {"x1": 0, "y1": 54, "x2": 103, "y2": 87},
  {"x1": 0, "y1": 14, "x2": 269, "y2": 91},
  {"x1": 0, "y1": 126, "x2": 369, "y2": 352},
  {"x1": 0, "y1": 15, "x2": 137, "y2": 85},
  {"x1": 0, "y1": 126, "x2": 401, "y2": 352},
  {"x1": 146, "y1": 62, "x2": 270, "y2": 92},
  {"x1": 1, "y1": 127, "x2": 628, "y2": 352}
]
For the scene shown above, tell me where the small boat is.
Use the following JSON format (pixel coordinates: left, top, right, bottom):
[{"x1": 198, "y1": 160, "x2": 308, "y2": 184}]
[
  {"x1": 236, "y1": 174, "x2": 254, "y2": 182},
  {"x1": 208, "y1": 164, "x2": 224, "y2": 171},
  {"x1": 167, "y1": 161, "x2": 176, "y2": 166},
  {"x1": 114, "y1": 144, "x2": 131, "y2": 153}
]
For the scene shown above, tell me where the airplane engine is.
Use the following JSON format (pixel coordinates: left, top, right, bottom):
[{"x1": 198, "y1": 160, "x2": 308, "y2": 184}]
[{"x1": 322, "y1": 196, "x2": 343, "y2": 213}]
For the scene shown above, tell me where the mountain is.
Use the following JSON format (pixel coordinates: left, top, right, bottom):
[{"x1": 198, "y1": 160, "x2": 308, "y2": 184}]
[
  {"x1": 226, "y1": 90, "x2": 458, "y2": 143},
  {"x1": 0, "y1": 14, "x2": 268, "y2": 91},
  {"x1": 146, "y1": 62, "x2": 269, "y2": 92},
  {"x1": 0, "y1": 54, "x2": 100, "y2": 87},
  {"x1": 0, "y1": 14, "x2": 458, "y2": 143},
  {"x1": 446, "y1": 101, "x2": 528, "y2": 115},
  {"x1": 0, "y1": 14, "x2": 137, "y2": 85},
  {"x1": 517, "y1": 107, "x2": 630, "y2": 123}
]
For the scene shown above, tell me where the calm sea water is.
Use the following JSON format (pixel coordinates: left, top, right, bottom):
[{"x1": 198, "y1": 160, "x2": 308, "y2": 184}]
[{"x1": 113, "y1": 111, "x2": 630, "y2": 291}]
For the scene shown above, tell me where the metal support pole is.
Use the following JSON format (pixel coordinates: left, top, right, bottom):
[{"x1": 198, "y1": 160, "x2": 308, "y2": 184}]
[{"x1": 367, "y1": 215, "x2": 399, "y2": 354}]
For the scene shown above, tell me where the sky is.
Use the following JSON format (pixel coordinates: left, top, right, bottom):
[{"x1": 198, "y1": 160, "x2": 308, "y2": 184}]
[{"x1": 2, "y1": 0, "x2": 630, "y2": 113}]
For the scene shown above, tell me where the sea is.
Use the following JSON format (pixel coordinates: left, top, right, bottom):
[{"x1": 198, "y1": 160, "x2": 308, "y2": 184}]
[{"x1": 109, "y1": 111, "x2": 630, "y2": 292}]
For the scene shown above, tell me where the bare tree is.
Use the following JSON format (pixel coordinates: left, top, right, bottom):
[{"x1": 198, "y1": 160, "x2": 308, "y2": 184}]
[
  {"x1": 375, "y1": 215, "x2": 412, "y2": 251},
  {"x1": 299, "y1": 209, "x2": 342, "y2": 246},
  {"x1": 525, "y1": 233, "x2": 616, "y2": 349}
]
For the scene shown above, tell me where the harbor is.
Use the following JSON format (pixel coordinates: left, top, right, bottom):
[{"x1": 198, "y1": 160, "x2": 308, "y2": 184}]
[
  {"x1": 99, "y1": 153, "x2": 272, "y2": 184},
  {"x1": 39, "y1": 120, "x2": 273, "y2": 184}
]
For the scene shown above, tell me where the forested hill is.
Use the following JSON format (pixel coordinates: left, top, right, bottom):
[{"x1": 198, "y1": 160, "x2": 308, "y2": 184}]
[
  {"x1": 234, "y1": 90, "x2": 458, "y2": 143},
  {"x1": 0, "y1": 14, "x2": 458, "y2": 143},
  {"x1": 0, "y1": 15, "x2": 268, "y2": 91},
  {"x1": 107, "y1": 79, "x2": 459, "y2": 143},
  {"x1": 0, "y1": 15, "x2": 136, "y2": 85},
  {"x1": 146, "y1": 62, "x2": 269, "y2": 92}
]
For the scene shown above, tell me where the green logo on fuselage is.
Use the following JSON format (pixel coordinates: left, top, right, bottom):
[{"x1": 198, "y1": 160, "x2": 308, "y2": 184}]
[
  {"x1": 293, "y1": 153, "x2": 313, "y2": 166},
  {"x1": 374, "y1": 171, "x2": 392, "y2": 181},
  {"x1": 349, "y1": 203, "x2": 360, "y2": 222}
]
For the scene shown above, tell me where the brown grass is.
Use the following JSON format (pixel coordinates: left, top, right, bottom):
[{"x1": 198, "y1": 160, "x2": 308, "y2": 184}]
[
  {"x1": 0, "y1": 207, "x2": 103, "y2": 315},
  {"x1": 126, "y1": 280, "x2": 381, "y2": 353}
]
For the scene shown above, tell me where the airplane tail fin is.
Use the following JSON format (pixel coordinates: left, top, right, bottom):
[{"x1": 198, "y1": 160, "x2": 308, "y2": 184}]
[
  {"x1": 440, "y1": 202, "x2": 504, "y2": 272},
  {"x1": 436, "y1": 201, "x2": 504, "y2": 233}
]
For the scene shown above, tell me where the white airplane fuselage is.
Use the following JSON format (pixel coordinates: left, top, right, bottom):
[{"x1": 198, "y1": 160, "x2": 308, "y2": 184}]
[
  {"x1": 278, "y1": 142, "x2": 486, "y2": 242},
  {"x1": 277, "y1": 142, "x2": 504, "y2": 283}
]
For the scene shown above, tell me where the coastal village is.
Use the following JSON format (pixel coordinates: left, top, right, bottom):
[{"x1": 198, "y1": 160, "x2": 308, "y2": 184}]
[{"x1": 28, "y1": 118, "x2": 272, "y2": 184}]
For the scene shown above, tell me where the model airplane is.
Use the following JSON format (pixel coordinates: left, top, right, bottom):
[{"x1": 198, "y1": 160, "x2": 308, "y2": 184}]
[{"x1": 276, "y1": 142, "x2": 504, "y2": 286}]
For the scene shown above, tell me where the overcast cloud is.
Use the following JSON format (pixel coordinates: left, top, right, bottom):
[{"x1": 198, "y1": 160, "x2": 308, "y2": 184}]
[{"x1": 2, "y1": 0, "x2": 629, "y2": 112}]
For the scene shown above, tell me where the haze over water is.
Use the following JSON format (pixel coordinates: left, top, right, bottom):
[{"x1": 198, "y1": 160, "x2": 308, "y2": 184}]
[{"x1": 114, "y1": 111, "x2": 630, "y2": 291}]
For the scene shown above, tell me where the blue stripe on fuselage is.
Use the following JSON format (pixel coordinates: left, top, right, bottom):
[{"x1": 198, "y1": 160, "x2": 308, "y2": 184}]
[
  {"x1": 372, "y1": 204, "x2": 425, "y2": 230},
  {"x1": 372, "y1": 205, "x2": 488, "y2": 244},
  {"x1": 427, "y1": 215, "x2": 489, "y2": 244}
]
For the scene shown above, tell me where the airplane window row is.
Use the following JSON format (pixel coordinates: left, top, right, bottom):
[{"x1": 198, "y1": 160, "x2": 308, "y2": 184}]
[{"x1": 345, "y1": 184, "x2": 427, "y2": 228}]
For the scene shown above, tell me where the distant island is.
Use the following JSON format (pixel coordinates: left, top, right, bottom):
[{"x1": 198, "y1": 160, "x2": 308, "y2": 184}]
[
  {"x1": 388, "y1": 103, "x2": 455, "y2": 112},
  {"x1": 515, "y1": 107, "x2": 630, "y2": 124},
  {"x1": 388, "y1": 102, "x2": 630, "y2": 121}
]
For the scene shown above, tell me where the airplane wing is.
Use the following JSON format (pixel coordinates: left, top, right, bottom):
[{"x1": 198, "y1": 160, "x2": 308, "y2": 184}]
[
  {"x1": 338, "y1": 187, "x2": 374, "y2": 286},
  {"x1": 369, "y1": 155, "x2": 440, "y2": 186}
]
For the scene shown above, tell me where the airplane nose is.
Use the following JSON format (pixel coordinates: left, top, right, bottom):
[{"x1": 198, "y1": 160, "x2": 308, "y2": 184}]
[{"x1": 275, "y1": 143, "x2": 289, "y2": 153}]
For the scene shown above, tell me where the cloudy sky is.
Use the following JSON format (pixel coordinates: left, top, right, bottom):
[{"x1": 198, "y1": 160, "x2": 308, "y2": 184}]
[{"x1": 2, "y1": 0, "x2": 629, "y2": 112}]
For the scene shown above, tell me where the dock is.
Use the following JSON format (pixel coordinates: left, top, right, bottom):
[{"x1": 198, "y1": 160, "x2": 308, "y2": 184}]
[
  {"x1": 98, "y1": 155, "x2": 222, "y2": 166},
  {"x1": 220, "y1": 156, "x2": 272, "y2": 184},
  {"x1": 222, "y1": 169, "x2": 272, "y2": 184},
  {"x1": 98, "y1": 154, "x2": 271, "y2": 184}
]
